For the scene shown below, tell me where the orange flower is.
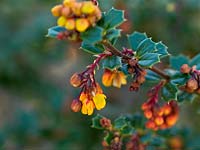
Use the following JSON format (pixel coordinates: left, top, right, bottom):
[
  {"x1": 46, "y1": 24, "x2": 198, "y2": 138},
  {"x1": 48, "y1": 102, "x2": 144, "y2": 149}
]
[{"x1": 102, "y1": 69, "x2": 127, "y2": 88}]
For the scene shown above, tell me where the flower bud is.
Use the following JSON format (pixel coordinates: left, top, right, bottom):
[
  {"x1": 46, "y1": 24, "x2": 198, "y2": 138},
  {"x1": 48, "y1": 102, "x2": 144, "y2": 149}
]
[
  {"x1": 81, "y1": 1, "x2": 95, "y2": 14},
  {"x1": 75, "y1": 18, "x2": 90, "y2": 32},
  {"x1": 63, "y1": 0, "x2": 76, "y2": 7},
  {"x1": 180, "y1": 64, "x2": 191, "y2": 74},
  {"x1": 145, "y1": 120, "x2": 156, "y2": 129},
  {"x1": 65, "y1": 19, "x2": 75, "y2": 30},
  {"x1": 51, "y1": 5, "x2": 63, "y2": 17},
  {"x1": 137, "y1": 75, "x2": 146, "y2": 84},
  {"x1": 144, "y1": 109, "x2": 153, "y2": 119},
  {"x1": 100, "y1": 117, "x2": 112, "y2": 129},
  {"x1": 61, "y1": 7, "x2": 71, "y2": 17},
  {"x1": 155, "y1": 116, "x2": 164, "y2": 126},
  {"x1": 71, "y1": 99, "x2": 82, "y2": 112},
  {"x1": 163, "y1": 105, "x2": 172, "y2": 116},
  {"x1": 128, "y1": 59, "x2": 137, "y2": 66},
  {"x1": 186, "y1": 78, "x2": 198, "y2": 91},
  {"x1": 71, "y1": 2, "x2": 82, "y2": 16},
  {"x1": 70, "y1": 73, "x2": 82, "y2": 87},
  {"x1": 166, "y1": 114, "x2": 178, "y2": 127},
  {"x1": 57, "y1": 16, "x2": 67, "y2": 26}
]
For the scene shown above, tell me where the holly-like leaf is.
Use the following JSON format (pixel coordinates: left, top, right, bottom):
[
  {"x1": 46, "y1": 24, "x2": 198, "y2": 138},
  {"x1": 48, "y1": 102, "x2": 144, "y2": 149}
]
[
  {"x1": 138, "y1": 53, "x2": 160, "y2": 67},
  {"x1": 170, "y1": 55, "x2": 189, "y2": 70},
  {"x1": 156, "y1": 42, "x2": 169, "y2": 58},
  {"x1": 102, "y1": 55, "x2": 122, "y2": 70},
  {"x1": 104, "y1": 132, "x2": 114, "y2": 145},
  {"x1": 114, "y1": 116, "x2": 127, "y2": 130},
  {"x1": 47, "y1": 26, "x2": 66, "y2": 38},
  {"x1": 81, "y1": 42, "x2": 104, "y2": 55},
  {"x1": 98, "y1": 8, "x2": 125, "y2": 29},
  {"x1": 146, "y1": 70, "x2": 162, "y2": 82},
  {"x1": 190, "y1": 53, "x2": 200, "y2": 69},
  {"x1": 170, "y1": 73, "x2": 190, "y2": 86},
  {"x1": 121, "y1": 123, "x2": 135, "y2": 135},
  {"x1": 80, "y1": 26, "x2": 104, "y2": 44},
  {"x1": 136, "y1": 38, "x2": 156, "y2": 57},
  {"x1": 105, "y1": 28, "x2": 121, "y2": 41},
  {"x1": 177, "y1": 91, "x2": 195, "y2": 102},
  {"x1": 128, "y1": 31, "x2": 147, "y2": 50},
  {"x1": 91, "y1": 114, "x2": 104, "y2": 129},
  {"x1": 162, "y1": 82, "x2": 178, "y2": 101}
]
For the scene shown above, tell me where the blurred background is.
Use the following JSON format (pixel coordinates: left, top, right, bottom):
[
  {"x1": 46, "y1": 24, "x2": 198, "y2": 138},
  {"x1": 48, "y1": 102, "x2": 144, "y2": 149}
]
[{"x1": 0, "y1": 0, "x2": 200, "y2": 149}]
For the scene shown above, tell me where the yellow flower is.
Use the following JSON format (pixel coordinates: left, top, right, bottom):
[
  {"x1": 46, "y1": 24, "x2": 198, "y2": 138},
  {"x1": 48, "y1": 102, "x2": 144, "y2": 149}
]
[
  {"x1": 63, "y1": 0, "x2": 76, "y2": 7},
  {"x1": 102, "y1": 69, "x2": 127, "y2": 88},
  {"x1": 81, "y1": 1, "x2": 95, "y2": 14},
  {"x1": 93, "y1": 94, "x2": 106, "y2": 110},
  {"x1": 57, "y1": 16, "x2": 67, "y2": 26},
  {"x1": 80, "y1": 93, "x2": 95, "y2": 115},
  {"x1": 75, "y1": 18, "x2": 90, "y2": 32}
]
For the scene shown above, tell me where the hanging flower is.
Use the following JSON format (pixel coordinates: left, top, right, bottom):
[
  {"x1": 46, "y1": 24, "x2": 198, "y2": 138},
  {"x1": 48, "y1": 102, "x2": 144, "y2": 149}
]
[{"x1": 102, "y1": 69, "x2": 127, "y2": 88}]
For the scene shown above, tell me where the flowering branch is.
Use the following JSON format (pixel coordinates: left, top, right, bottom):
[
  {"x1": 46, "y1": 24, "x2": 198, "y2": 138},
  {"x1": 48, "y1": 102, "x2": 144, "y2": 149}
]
[{"x1": 101, "y1": 41, "x2": 170, "y2": 80}]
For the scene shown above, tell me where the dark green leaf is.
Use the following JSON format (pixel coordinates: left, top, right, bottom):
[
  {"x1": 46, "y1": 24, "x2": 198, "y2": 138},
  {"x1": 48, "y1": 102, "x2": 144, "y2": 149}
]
[
  {"x1": 81, "y1": 42, "x2": 104, "y2": 54},
  {"x1": 80, "y1": 26, "x2": 103, "y2": 44},
  {"x1": 121, "y1": 123, "x2": 135, "y2": 135},
  {"x1": 138, "y1": 53, "x2": 160, "y2": 67},
  {"x1": 91, "y1": 114, "x2": 104, "y2": 129},
  {"x1": 136, "y1": 38, "x2": 156, "y2": 57},
  {"x1": 170, "y1": 55, "x2": 189, "y2": 70},
  {"x1": 190, "y1": 54, "x2": 200, "y2": 69},
  {"x1": 47, "y1": 26, "x2": 66, "y2": 38},
  {"x1": 146, "y1": 70, "x2": 162, "y2": 82},
  {"x1": 102, "y1": 56, "x2": 122, "y2": 70},
  {"x1": 171, "y1": 73, "x2": 190, "y2": 86},
  {"x1": 128, "y1": 32, "x2": 147, "y2": 50},
  {"x1": 104, "y1": 132, "x2": 114, "y2": 145},
  {"x1": 105, "y1": 28, "x2": 121, "y2": 41},
  {"x1": 156, "y1": 42, "x2": 169, "y2": 58},
  {"x1": 162, "y1": 82, "x2": 178, "y2": 101},
  {"x1": 98, "y1": 8, "x2": 125, "y2": 29},
  {"x1": 114, "y1": 116, "x2": 127, "y2": 130},
  {"x1": 177, "y1": 92, "x2": 195, "y2": 102}
]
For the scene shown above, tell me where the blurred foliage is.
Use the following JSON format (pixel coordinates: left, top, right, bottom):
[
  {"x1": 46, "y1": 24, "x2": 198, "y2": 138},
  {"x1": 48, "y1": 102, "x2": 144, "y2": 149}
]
[{"x1": 0, "y1": 0, "x2": 200, "y2": 149}]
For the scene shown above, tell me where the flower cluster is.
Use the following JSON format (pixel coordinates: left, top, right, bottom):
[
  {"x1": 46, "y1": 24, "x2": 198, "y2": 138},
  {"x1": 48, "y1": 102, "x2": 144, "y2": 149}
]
[
  {"x1": 121, "y1": 48, "x2": 147, "y2": 91},
  {"x1": 102, "y1": 132, "x2": 122, "y2": 150},
  {"x1": 142, "y1": 100, "x2": 179, "y2": 131},
  {"x1": 141, "y1": 82, "x2": 179, "y2": 130},
  {"x1": 102, "y1": 69, "x2": 127, "y2": 88},
  {"x1": 180, "y1": 64, "x2": 200, "y2": 94},
  {"x1": 70, "y1": 54, "x2": 108, "y2": 115},
  {"x1": 51, "y1": 0, "x2": 101, "y2": 40}
]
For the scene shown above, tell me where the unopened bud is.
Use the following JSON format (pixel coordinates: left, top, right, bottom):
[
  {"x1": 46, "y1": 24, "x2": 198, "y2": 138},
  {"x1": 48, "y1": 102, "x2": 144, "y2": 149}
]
[
  {"x1": 128, "y1": 59, "x2": 137, "y2": 66},
  {"x1": 71, "y1": 99, "x2": 82, "y2": 112},
  {"x1": 61, "y1": 7, "x2": 71, "y2": 17},
  {"x1": 144, "y1": 109, "x2": 153, "y2": 119},
  {"x1": 155, "y1": 116, "x2": 164, "y2": 126},
  {"x1": 70, "y1": 73, "x2": 82, "y2": 87},
  {"x1": 137, "y1": 75, "x2": 146, "y2": 84},
  {"x1": 76, "y1": 18, "x2": 90, "y2": 32},
  {"x1": 100, "y1": 117, "x2": 112, "y2": 129},
  {"x1": 180, "y1": 64, "x2": 191, "y2": 74},
  {"x1": 166, "y1": 114, "x2": 178, "y2": 127},
  {"x1": 51, "y1": 5, "x2": 63, "y2": 17},
  {"x1": 187, "y1": 78, "x2": 198, "y2": 91}
]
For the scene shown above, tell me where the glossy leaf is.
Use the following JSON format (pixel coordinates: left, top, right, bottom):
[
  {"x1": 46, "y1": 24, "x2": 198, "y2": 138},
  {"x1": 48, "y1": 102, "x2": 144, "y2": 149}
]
[
  {"x1": 81, "y1": 42, "x2": 104, "y2": 54},
  {"x1": 91, "y1": 114, "x2": 104, "y2": 129},
  {"x1": 105, "y1": 28, "x2": 121, "y2": 41},
  {"x1": 102, "y1": 56, "x2": 122, "y2": 70},
  {"x1": 170, "y1": 55, "x2": 189, "y2": 70},
  {"x1": 138, "y1": 53, "x2": 160, "y2": 67},
  {"x1": 80, "y1": 26, "x2": 104, "y2": 44},
  {"x1": 114, "y1": 116, "x2": 127, "y2": 130},
  {"x1": 128, "y1": 31, "x2": 147, "y2": 50},
  {"x1": 162, "y1": 82, "x2": 178, "y2": 101},
  {"x1": 47, "y1": 26, "x2": 66, "y2": 38},
  {"x1": 146, "y1": 70, "x2": 162, "y2": 82},
  {"x1": 98, "y1": 8, "x2": 125, "y2": 29},
  {"x1": 190, "y1": 54, "x2": 200, "y2": 69},
  {"x1": 156, "y1": 42, "x2": 169, "y2": 58}
]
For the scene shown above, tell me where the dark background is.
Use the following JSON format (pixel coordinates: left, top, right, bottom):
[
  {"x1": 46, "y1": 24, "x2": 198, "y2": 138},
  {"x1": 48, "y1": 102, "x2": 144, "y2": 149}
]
[{"x1": 0, "y1": 0, "x2": 200, "y2": 149}]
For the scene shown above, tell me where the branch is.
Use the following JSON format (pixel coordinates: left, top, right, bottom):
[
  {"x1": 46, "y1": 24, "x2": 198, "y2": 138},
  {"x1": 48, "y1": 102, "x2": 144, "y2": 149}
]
[{"x1": 101, "y1": 41, "x2": 170, "y2": 80}]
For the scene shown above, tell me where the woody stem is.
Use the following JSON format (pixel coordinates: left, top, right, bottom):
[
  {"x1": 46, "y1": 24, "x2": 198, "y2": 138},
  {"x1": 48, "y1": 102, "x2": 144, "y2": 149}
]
[{"x1": 101, "y1": 41, "x2": 170, "y2": 80}]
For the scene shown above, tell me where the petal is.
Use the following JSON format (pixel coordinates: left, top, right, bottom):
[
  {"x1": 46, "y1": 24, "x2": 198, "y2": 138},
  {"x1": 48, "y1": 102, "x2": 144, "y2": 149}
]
[
  {"x1": 112, "y1": 73, "x2": 122, "y2": 88},
  {"x1": 102, "y1": 70, "x2": 114, "y2": 87},
  {"x1": 119, "y1": 72, "x2": 127, "y2": 85},
  {"x1": 81, "y1": 103, "x2": 88, "y2": 115},
  {"x1": 79, "y1": 93, "x2": 87, "y2": 102},
  {"x1": 87, "y1": 101, "x2": 95, "y2": 115},
  {"x1": 93, "y1": 94, "x2": 106, "y2": 110}
]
